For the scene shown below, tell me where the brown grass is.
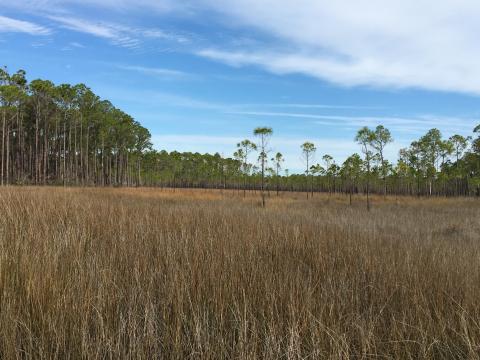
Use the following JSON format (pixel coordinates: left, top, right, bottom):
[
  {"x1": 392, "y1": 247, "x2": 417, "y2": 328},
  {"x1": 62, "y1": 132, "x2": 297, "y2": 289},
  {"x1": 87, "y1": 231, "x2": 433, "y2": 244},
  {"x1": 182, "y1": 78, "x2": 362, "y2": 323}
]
[{"x1": 0, "y1": 187, "x2": 479, "y2": 359}]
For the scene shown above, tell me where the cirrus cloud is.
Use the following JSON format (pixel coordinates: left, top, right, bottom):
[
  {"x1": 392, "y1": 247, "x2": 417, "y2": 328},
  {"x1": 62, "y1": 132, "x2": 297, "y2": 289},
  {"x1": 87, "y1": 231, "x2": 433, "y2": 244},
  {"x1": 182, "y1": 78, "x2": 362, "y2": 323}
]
[
  {"x1": 195, "y1": 0, "x2": 480, "y2": 95},
  {"x1": 0, "y1": 14, "x2": 51, "y2": 35}
]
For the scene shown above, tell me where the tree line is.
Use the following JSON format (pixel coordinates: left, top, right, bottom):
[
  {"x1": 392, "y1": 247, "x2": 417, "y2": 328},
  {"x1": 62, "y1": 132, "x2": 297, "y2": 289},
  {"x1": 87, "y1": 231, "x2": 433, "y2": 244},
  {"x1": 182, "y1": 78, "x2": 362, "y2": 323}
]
[
  {"x1": 1, "y1": 67, "x2": 480, "y2": 199},
  {"x1": 0, "y1": 67, "x2": 151, "y2": 186}
]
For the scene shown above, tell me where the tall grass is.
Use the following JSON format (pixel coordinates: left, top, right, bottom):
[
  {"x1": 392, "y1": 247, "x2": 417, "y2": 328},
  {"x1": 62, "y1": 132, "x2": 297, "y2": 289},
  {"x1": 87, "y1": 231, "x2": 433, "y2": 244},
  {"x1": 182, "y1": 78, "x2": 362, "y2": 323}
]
[{"x1": 0, "y1": 187, "x2": 479, "y2": 359}]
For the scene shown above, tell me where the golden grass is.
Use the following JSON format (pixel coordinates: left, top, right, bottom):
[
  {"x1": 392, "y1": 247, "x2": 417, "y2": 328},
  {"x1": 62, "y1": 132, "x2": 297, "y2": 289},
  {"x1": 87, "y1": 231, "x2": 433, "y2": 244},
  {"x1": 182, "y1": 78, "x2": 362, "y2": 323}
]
[{"x1": 0, "y1": 187, "x2": 479, "y2": 359}]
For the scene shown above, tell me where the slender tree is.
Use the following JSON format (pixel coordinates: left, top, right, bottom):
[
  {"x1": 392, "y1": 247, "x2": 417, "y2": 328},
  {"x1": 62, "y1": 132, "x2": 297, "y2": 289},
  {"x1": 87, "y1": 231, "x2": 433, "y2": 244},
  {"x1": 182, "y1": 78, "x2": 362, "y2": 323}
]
[
  {"x1": 254, "y1": 127, "x2": 273, "y2": 207},
  {"x1": 301, "y1": 142, "x2": 316, "y2": 198},
  {"x1": 355, "y1": 127, "x2": 375, "y2": 211},
  {"x1": 322, "y1": 154, "x2": 334, "y2": 194},
  {"x1": 272, "y1": 152, "x2": 284, "y2": 196},
  {"x1": 236, "y1": 139, "x2": 257, "y2": 197},
  {"x1": 372, "y1": 125, "x2": 393, "y2": 197},
  {"x1": 419, "y1": 129, "x2": 443, "y2": 196},
  {"x1": 341, "y1": 153, "x2": 363, "y2": 205}
]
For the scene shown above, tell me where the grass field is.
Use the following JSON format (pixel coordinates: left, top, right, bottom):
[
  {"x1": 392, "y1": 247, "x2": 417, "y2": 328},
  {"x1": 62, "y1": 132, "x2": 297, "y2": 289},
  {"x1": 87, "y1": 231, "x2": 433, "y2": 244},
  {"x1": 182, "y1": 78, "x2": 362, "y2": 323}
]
[{"x1": 0, "y1": 187, "x2": 479, "y2": 359}]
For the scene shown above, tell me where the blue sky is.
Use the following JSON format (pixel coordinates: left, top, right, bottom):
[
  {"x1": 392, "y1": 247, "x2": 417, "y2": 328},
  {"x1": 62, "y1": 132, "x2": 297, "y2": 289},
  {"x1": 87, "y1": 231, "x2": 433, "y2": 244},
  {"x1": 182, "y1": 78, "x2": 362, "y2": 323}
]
[{"x1": 1, "y1": 0, "x2": 479, "y2": 172}]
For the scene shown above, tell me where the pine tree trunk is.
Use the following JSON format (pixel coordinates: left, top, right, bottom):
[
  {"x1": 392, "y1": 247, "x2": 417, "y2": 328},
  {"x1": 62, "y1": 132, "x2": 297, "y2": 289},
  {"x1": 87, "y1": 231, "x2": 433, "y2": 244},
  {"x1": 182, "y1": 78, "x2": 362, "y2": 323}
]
[
  {"x1": 1, "y1": 108, "x2": 5, "y2": 186},
  {"x1": 63, "y1": 119, "x2": 66, "y2": 186},
  {"x1": 6, "y1": 124, "x2": 9, "y2": 185}
]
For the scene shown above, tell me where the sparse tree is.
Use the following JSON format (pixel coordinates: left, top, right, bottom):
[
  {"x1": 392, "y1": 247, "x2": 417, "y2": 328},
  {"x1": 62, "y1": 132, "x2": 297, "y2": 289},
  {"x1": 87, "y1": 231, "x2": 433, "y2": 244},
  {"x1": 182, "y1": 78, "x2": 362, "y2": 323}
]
[
  {"x1": 236, "y1": 139, "x2": 257, "y2": 197},
  {"x1": 254, "y1": 127, "x2": 273, "y2": 207},
  {"x1": 301, "y1": 142, "x2": 316, "y2": 198},
  {"x1": 271, "y1": 152, "x2": 284, "y2": 196},
  {"x1": 372, "y1": 125, "x2": 393, "y2": 197},
  {"x1": 322, "y1": 154, "x2": 334, "y2": 194},
  {"x1": 341, "y1": 153, "x2": 363, "y2": 205},
  {"x1": 419, "y1": 129, "x2": 443, "y2": 195},
  {"x1": 355, "y1": 127, "x2": 376, "y2": 211}
]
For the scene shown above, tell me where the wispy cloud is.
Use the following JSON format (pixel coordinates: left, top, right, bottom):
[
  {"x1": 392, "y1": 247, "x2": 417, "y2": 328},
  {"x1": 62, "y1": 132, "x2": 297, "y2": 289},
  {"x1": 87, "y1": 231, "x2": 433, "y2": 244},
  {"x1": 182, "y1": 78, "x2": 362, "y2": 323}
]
[
  {"x1": 117, "y1": 65, "x2": 191, "y2": 79},
  {"x1": 48, "y1": 16, "x2": 114, "y2": 38},
  {"x1": 48, "y1": 15, "x2": 188, "y2": 49},
  {"x1": 31, "y1": 39, "x2": 53, "y2": 48},
  {"x1": 94, "y1": 85, "x2": 477, "y2": 138},
  {"x1": 97, "y1": 87, "x2": 229, "y2": 111},
  {"x1": 195, "y1": 0, "x2": 480, "y2": 95},
  {"x1": 105, "y1": 87, "x2": 379, "y2": 113},
  {"x1": 48, "y1": 15, "x2": 140, "y2": 48},
  {"x1": 0, "y1": 15, "x2": 51, "y2": 35},
  {"x1": 69, "y1": 41, "x2": 84, "y2": 48},
  {"x1": 141, "y1": 29, "x2": 190, "y2": 44},
  {"x1": 265, "y1": 104, "x2": 382, "y2": 110},
  {"x1": 229, "y1": 111, "x2": 476, "y2": 135},
  {"x1": 8, "y1": 1, "x2": 480, "y2": 95},
  {"x1": 61, "y1": 41, "x2": 85, "y2": 51},
  {"x1": 0, "y1": 0, "x2": 186, "y2": 14},
  {"x1": 236, "y1": 103, "x2": 383, "y2": 110}
]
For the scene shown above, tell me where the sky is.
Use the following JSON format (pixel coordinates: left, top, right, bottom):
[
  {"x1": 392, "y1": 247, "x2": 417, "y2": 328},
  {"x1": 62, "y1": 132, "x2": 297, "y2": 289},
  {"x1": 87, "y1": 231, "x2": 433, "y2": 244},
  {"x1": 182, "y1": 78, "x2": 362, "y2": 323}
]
[{"x1": 1, "y1": 0, "x2": 479, "y2": 172}]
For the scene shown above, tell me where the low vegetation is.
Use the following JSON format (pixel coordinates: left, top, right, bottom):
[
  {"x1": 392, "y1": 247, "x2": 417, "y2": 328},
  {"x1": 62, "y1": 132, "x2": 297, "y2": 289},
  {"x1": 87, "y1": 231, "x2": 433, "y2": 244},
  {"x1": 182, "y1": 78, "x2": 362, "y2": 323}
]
[{"x1": 1, "y1": 187, "x2": 479, "y2": 359}]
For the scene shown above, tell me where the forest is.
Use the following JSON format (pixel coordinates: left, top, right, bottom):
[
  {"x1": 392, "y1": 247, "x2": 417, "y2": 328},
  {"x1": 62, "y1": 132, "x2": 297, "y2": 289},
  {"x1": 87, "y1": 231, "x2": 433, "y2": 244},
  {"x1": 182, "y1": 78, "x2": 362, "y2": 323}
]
[{"x1": 1, "y1": 67, "x2": 480, "y2": 197}]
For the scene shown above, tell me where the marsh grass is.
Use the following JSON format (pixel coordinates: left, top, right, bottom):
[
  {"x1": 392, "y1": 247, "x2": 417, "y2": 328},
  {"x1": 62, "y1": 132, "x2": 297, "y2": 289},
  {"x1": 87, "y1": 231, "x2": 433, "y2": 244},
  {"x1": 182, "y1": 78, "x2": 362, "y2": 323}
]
[{"x1": 0, "y1": 187, "x2": 479, "y2": 359}]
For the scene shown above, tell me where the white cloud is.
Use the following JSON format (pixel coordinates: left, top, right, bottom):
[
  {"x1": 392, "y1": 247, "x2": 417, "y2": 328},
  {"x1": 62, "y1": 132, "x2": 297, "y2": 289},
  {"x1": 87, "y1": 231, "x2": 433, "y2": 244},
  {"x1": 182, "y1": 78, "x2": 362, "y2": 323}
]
[
  {"x1": 13, "y1": 0, "x2": 480, "y2": 94},
  {"x1": 48, "y1": 15, "x2": 187, "y2": 49},
  {"x1": 117, "y1": 65, "x2": 191, "y2": 79},
  {"x1": 48, "y1": 16, "x2": 140, "y2": 48},
  {"x1": 0, "y1": 0, "x2": 183, "y2": 13},
  {"x1": 69, "y1": 41, "x2": 84, "y2": 48},
  {"x1": 61, "y1": 41, "x2": 86, "y2": 51},
  {"x1": 230, "y1": 111, "x2": 476, "y2": 135},
  {"x1": 95, "y1": 86, "x2": 229, "y2": 111},
  {"x1": 141, "y1": 29, "x2": 190, "y2": 44},
  {"x1": 231, "y1": 111, "x2": 475, "y2": 132},
  {"x1": 76, "y1": 0, "x2": 180, "y2": 12},
  {"x1": 48, "y1": 16, "x2": 115, "y2": 38},
  {"x1": 195, "y1": 0, "x2": 480, "y2": 95},
  {"x1": 256, "y1": 104, "x2": 382, "y2": 110},
  {"x1": 8, "y1": 0, "x2": 480, "y2": 93},
  {"x1": 0, "y1": 15, "x2": 50, "y2": 35}
]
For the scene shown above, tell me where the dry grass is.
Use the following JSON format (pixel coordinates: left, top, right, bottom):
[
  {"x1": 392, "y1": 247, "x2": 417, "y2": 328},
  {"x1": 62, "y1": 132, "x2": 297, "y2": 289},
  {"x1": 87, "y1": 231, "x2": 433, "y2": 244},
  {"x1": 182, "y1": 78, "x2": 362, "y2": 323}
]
[{"x1": 0, "y1": 187, "x2": 479, "y2": 359}]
